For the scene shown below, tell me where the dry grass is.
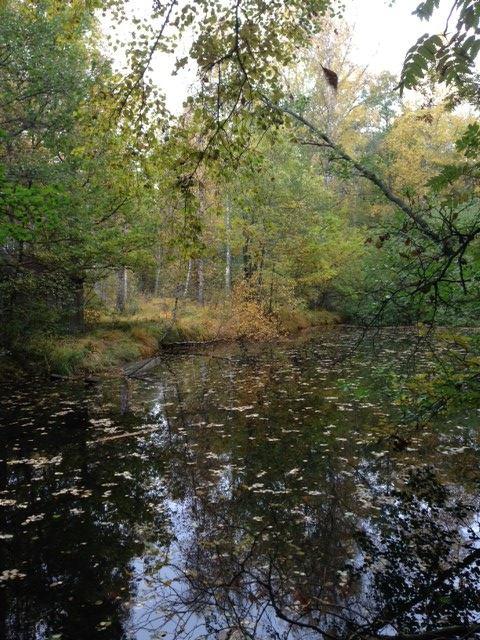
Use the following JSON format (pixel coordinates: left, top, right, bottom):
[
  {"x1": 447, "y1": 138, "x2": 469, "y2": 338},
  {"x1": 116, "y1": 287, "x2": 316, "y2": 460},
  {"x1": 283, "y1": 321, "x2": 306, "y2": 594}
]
[{"x1": 20, "y1": 296, "x2": 339, "y2": 376}]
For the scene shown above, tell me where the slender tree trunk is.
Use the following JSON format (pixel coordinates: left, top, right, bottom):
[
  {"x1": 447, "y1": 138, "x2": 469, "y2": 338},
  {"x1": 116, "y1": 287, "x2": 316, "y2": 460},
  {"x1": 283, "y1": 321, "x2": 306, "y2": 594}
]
[
  {"x1": 94, "y1": 280, "x2": 107, "y2": 305},
  {"x1": 258, "y1": 245, "x2": 265, "y2": 287},
  {"x1": 172, "y1": 296, "x2": 179, "y2": 323},
  {"x1": 183, "y1": 259, "x2": 192, "y2": 298},
  {"x1": 243, "y1": 236, "x2": 252, "y2": 280},
  {"x1": 116, "y1": 266, "x2": 128, "y2": 313},
  {"x1": 322, "y1": 49, "x2": 337, "y2": 186},
  {"x1": 71, "y1": 276, "x2": 85, "y2": 333},
  {"x1": 225, "y1": 244, "x2": 232, "y2": 293},
  {"x1": 225, "y1": 199, "x2": 232, "y2": 294},
  {"x1": 197, "y1": 258, "x2": 204, "y2": 306},
  {"x1": 154, "y1": 266, "x2": 161, "y2": 297},
  {"x1": 197, "y1": 181, "x2": 206, "y2": 305},
  {"x1": 154, "y1": 247, "x2": 162, "y2": 297},
  {"x1": 268, "y1": 279, "x2": 274, "y2": 314}
]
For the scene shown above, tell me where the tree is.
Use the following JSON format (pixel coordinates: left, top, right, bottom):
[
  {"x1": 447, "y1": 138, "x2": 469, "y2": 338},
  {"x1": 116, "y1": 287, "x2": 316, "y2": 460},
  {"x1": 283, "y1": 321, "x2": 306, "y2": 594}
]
[{"x1": 0, "y1": 0, "x2": 167, "y2": 341}]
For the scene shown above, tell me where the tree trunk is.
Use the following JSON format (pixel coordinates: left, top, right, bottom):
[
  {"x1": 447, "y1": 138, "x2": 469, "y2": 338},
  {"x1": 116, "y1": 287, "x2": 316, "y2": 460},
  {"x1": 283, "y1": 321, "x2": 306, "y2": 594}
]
[
  {"x1": 183, "y1": 259, "x2": 192, "y2": 298},
  {"x1": 154, "y1": 247, "x2": 162, "y2": 297},
  {"x1": 197, "y1": 181, "x2": 206, "y2": 305},
  {"x1": 243, "y1": 236, "x2": 252, "y2": 280},
  {"x1": 154, "y1": 266, "x2": 161, "y2": 297},
  {"x1": 94, "y1": 280, "x2": 107, "y2": 305},
  {"x1": 322, "y1": 49, "x2": 337, "y2": 186},
  {"x1": 225, "y1": 199, "x2": 232, "y2": 294},
  {"x1": 71, "y1": 276, "x2": 85, "y2": 333},
  {"x1": 258, "y1": 245, "x2": 265, "y2": 287},
  {"x1": 116, "y1": 266, "x2": 128, "y2": 313},
  {"x1": 197, "y1": 258, "x2": 204, "y2": 306},
  {"x1": 268, "y1": 279, "x2": 274, "y2": 314}
]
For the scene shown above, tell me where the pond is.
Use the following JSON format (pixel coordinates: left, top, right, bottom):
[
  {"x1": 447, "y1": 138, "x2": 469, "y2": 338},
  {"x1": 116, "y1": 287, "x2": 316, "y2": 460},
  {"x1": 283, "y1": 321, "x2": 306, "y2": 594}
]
[{"x1": 1, "y1": 328, "x2": 479, "y2": 640}]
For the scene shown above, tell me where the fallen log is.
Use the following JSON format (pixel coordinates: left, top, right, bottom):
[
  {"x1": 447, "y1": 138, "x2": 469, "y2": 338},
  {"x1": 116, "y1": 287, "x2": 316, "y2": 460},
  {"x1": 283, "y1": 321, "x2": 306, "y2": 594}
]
[
  {"x1": 160, "y1": 338, "x2": 226, "y2": 348},
  {"x1": 124, "y1": 355, "x2": 163, "y2": 378}
]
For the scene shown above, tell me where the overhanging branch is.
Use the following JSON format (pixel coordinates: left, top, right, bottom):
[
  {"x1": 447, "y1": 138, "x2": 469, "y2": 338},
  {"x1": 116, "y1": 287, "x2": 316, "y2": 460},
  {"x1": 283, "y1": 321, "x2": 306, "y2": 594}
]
[{"x1": 262, "y1": 97, "x2": 443, "y2": 246}]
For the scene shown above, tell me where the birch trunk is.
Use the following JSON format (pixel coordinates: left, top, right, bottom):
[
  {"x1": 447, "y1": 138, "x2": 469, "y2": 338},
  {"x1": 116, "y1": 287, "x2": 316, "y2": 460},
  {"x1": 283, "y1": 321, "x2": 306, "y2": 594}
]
[
  {"x1": 197, "y1": 181, "x2": 206, "y2": 305},
  {"x1": 225, "y1": 199, "x2": 232, "y2": 294},
  {"x1": 116, "y1": 266, "x2": 128, "y2": 313},
  {"x1": 197, "y1": 258, "x2": 204, "y2": 306},
  {"x1": 183, "y1": 259, "x2": 192, "y2": 298},
  {"x1": 154, "y1": 247, "x2": 162, "y2": 297},
  {"x1": 154, "y1": 267, "x2": 161, "y2": 297}
]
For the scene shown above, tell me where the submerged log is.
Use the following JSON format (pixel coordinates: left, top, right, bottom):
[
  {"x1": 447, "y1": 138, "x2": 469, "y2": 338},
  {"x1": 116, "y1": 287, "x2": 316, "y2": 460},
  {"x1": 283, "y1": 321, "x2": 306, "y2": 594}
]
[
  {"x1": 161, "y1": 338, "x2": 225, "y2": 348},
  {"x1": 49, "y1": 372, "x2": 100, "y2": 384}
]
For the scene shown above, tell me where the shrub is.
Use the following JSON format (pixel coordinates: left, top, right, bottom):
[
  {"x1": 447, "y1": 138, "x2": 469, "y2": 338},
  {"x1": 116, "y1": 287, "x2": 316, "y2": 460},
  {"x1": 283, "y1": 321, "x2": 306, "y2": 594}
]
[{"x1": 224, "y1": 281, "x2": 279, "y2": 341}]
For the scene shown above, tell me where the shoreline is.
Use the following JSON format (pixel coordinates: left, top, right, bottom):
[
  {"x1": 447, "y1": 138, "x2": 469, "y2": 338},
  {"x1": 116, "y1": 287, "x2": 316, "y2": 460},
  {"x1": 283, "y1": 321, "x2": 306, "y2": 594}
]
[
  {"x1": 0, "y1": 313, "x2": 340, "y2": 381},
  {"x1": 3, "y1": 321, "x2": 477, "y2": 383}
]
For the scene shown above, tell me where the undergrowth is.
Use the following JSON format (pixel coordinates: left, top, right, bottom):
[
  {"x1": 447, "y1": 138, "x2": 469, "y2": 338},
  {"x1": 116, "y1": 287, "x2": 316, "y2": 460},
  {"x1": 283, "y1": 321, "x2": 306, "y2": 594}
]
[{"x1": 4, "y1": 295, "x2": 339, "y2": 376}]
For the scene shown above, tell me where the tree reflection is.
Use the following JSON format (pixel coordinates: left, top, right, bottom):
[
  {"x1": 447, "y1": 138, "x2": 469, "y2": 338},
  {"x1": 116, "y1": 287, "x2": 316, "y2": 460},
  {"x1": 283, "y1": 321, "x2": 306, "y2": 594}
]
[
  {"x1": 138, "y1": 459, "x2": 480, "y2": 639},
  {"x1": 1, "y1": 333, "x2": 480, "y2": 640},
  {"x1": 0, "y1": 383, "x2": 172, "y2": 640}
]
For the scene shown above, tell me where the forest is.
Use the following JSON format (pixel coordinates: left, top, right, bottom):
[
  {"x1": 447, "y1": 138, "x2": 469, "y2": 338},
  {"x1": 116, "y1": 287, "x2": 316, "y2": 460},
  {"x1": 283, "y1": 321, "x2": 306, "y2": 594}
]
[
  {"x1": 1, "y1": 0, "x2": 480, "y2": 639},
  {"x1": 0, "y1": 0, "x2": 478, "y2": 374}
]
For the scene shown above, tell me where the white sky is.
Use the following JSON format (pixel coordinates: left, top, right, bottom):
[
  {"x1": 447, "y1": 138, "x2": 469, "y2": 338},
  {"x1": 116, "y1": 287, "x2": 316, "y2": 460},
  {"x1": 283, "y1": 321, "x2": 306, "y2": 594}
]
[
  {"x1": 106, "y1": 0, "x2": 454, "y2": 113},
  {"x1": 346, "y1": 0, "x2": 452, "y2": 75}
]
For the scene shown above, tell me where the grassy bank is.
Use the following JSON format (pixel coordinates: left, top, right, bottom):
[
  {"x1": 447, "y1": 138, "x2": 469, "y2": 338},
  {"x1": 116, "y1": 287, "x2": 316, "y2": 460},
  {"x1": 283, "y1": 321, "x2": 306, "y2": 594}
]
[{"x1": 5, "y1": 297, "x2": 339, "y2": 377}]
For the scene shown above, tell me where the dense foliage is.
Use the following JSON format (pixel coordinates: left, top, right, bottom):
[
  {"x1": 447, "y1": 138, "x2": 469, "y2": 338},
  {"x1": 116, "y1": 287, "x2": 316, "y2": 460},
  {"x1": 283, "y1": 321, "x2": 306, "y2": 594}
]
[{"x1": 0, "y1": 0, "x2": 478, "y2": 362}]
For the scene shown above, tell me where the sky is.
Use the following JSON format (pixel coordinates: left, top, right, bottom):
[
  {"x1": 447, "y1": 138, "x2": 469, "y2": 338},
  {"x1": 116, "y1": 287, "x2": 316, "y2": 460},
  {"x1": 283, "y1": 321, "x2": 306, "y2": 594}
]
[
  {"x1": 346, "y1": 0, "x2": 452, "y2": 75},
  {"x1": 106, "y1": 0, "x2": 454, "y2": 113}
]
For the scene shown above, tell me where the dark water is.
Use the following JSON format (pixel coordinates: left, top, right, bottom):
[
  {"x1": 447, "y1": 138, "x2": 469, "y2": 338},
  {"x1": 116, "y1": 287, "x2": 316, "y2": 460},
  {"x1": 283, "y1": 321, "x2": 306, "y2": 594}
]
[{"x1": 1, "y1": 328, "x2": 479, "y2": 640}]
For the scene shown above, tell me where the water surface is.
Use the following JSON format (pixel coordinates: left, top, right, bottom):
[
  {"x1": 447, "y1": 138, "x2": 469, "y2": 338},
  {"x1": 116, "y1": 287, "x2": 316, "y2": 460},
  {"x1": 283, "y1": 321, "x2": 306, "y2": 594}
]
[{"x1": 1, "y1": 328, "x2": 479, "y2": 639}]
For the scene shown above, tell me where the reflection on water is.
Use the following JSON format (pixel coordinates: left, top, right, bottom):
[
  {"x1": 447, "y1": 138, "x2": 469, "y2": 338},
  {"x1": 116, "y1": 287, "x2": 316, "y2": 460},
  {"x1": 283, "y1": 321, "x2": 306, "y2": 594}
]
[{"x1": 0, "y1": 329, "x2": 479, "y2": 639}]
